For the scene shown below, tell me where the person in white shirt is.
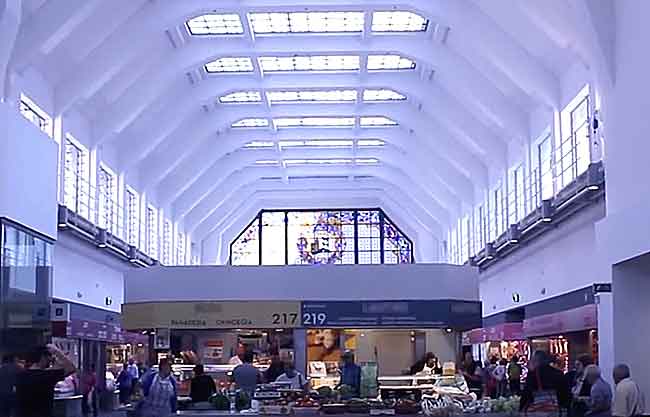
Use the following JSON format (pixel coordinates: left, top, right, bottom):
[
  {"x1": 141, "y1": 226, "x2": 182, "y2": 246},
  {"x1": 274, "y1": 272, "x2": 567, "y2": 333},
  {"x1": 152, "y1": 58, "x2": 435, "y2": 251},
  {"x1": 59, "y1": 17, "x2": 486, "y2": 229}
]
[
  {"x1": 228, "y1": 344, "x2": 246, "y2": 366},
  {"x1": 612, "y1": 364, "x2": 645, "y2": 417},
  {"x1": 275, "y1": 361, "x2": 309, "y2": 391}
]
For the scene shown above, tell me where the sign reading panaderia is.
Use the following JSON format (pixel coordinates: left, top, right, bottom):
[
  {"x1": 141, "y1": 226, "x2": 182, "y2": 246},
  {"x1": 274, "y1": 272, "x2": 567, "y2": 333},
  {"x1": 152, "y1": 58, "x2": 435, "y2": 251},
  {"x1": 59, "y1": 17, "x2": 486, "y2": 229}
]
[{"x1": 122, "y1": 301, "x2": 301, "y2": 330}]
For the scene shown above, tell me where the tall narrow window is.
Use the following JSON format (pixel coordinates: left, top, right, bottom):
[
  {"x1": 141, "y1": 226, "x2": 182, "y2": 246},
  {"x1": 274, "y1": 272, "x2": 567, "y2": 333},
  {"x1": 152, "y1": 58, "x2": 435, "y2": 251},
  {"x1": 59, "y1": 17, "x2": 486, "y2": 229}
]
[
  {"x1": 473, "y1": 205, "x2": 485, "y2": 252},
  {"x1": 539, "y1": 135, "x2": 554, "y2": 200},
  {"x1": 176, "y1": 232, "x2": 186, "y2": 265},
  {"x1": 97, "y1": 165, "x2": 118, "y2": 234},
  {"x1": 559, "y1": 85, "x2": 591, "y2": 190},
  {"x1": 63, "y1": 136, "x2": 90, "y2": 218},
  {"x1": 508, "y1": 165, "x2": 525, "y2": 225},
  {"x1": 146, "y1": 206, "x2": 158, "y2": 259},
  {"x1": 125, "y1": 188, "x2": 139, "y2": 247},
  {"x1": 490, "y1": 186, "x2": 504, "y2": 240},
  {"x1": 460, "y1": 216, "x2": 469, "y2": 262},
  {"x1": 162, "y1": 220, "x2": 172, "y2": 265},
  {"x1": 19, "y1": 94, "x2": 52, "y2": 137}
]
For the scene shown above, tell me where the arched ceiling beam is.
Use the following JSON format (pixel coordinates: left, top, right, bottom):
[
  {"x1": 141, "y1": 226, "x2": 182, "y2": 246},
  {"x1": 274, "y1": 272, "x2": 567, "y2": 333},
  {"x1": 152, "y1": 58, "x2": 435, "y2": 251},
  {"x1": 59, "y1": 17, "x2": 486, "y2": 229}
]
[
  {"x1": 174, "y1": 152, "x2": 454, "y2": 229},
  {"x1": 64, "y1": 36, "x2": 525, "y2": 145},
  {"x1": 10, "y1": 0, "x2": 102, "y2": 71},
  {"x1": 0, "y1": 0, "x2": 21, "y2": 100},
  {"x1": 141, "y1": 126, "x2": 486, "y2": 199},
  {"x1": 121, "y1": 102, "x2": 503, "y2": 182},
  {"x1": 176, "y1": 147, "x2": 458, "y2": 231}
]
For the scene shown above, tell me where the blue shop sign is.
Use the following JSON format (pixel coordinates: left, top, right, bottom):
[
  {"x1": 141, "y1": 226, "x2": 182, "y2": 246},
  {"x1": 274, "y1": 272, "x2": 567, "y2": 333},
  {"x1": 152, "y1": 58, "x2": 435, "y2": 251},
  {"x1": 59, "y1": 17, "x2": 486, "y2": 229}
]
[{"x1": 301, "y1": 300, "x2": 481, "y2": 330}]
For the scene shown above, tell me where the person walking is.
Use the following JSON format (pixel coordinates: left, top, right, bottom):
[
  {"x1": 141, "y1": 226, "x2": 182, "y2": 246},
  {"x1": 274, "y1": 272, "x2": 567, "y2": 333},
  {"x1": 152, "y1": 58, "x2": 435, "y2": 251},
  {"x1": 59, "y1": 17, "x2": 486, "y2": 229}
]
[
  {"x1": 81, "y1": 364, "x2": 98, "y2": 417},
  {"x1": 14, "y1": 344, "x2": 76, "y2": 417},
  {"x1": 612, "y1": 364, "x2": 645, "y2": 417},
  {"x1": 570, "y1": 355, "x2": 595, "y2": 417},
  {"x1": 190, "y1": 364, "x2": 216, "y2": 403},
  {"x1": 520, "y1": 350, "x2": 570, "y2": 413},
  {"x1": 116, "y1": 362, "x2": 134, "y2": 404},
  {"x1": 0, "y1": 354, "x2": 21, "y2": 417},
  {"x1": 138, "y1": 358, "x2": 178, "y2": 417},
  {"x1": 127, "y1": 358, "x2": 140, "y2": 380},
  {"x1": 232, "y1": 351, "x2": 262, "y2": 397},
  {"x1": 507, "y1": 355, "x2": 523, "y2": 396},
  {"x1": 579, "y1": 365, "x2": 612, "y2": 417}
]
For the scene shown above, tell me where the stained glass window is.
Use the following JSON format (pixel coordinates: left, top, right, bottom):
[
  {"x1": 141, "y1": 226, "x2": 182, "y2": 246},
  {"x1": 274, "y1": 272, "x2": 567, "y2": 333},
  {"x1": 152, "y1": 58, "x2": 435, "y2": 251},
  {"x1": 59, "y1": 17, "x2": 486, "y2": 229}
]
[{"x1": 230, "y1": 209, "x2": 412, "y2": 265}]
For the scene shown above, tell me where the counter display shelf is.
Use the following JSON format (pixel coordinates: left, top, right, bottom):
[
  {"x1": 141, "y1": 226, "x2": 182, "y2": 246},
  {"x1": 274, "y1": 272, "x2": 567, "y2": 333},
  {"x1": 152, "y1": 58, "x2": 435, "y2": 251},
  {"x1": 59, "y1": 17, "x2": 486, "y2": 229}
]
[{"x1": 53, "y1": 394, "x2": 83, "y2": 417}]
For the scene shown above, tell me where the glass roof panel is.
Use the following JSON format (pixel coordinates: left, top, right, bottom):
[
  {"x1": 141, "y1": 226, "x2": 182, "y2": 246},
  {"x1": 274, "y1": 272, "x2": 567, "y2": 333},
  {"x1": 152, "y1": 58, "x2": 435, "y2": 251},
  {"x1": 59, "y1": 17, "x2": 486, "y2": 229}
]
[
  {"x1": 360, "y1": 116, "x2": 398, "y2": 126},
  {"x1": 187, "y1": 13, "x2": 245, "y2": 35},
  {"x1": 367, "y1": 54, "x2": 416, "y2": 71},
  {"x1": 371, "y1": 11, "x2": 429, "y2": 32},
  {"x1": 278, "y1": 140, "x2": 354, "y2": 148},
  {"x1": 274, "y1": 117, "x2": 356, "y2": 128},
  {"x1": 219, "y1": 91, "x2": 263, "y2": 103},
  {"x1": 249, "y1": 11, "x2": 364, "y2": 34},
  {"x1": 255, "y1": 159, "x2": 280, "y2": 165},
  {"x1": 357, "y1": 139, "x2": 385, "y2": 147},
  {"x1": 232, "y1": 118, "x2": 269, "y2": 128},
  {"x1": 284, "y1": 158, "x2": 354, "y2": 166},
  {"x1": 245, "y1": 141, "x2": 275, "y2": 148},
  {"x1": 259, "y1": 55, "x2": 360, "y2": 72},
  {"x1": 205, "y1": 57, "x2": 254, "y2": 73},
  {"x1": 267, "y1": 89, "x2": 357, "y2": 103},
  {"x1": 356, "y1": 158, "x2": 380, "y2": 164},
  {"x1": 363, "y1": 89, "x2": 406, "y2": 102}
]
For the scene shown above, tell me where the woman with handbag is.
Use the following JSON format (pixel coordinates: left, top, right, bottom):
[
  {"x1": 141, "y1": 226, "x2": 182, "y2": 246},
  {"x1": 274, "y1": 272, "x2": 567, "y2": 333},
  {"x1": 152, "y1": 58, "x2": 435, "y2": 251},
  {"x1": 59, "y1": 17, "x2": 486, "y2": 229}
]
[
  {"x1": 136, "y1": 358, "x2": 178, "y2": 417},
  {"x1": 521, "y1": 351, "x2": 571, "y2": 414}
]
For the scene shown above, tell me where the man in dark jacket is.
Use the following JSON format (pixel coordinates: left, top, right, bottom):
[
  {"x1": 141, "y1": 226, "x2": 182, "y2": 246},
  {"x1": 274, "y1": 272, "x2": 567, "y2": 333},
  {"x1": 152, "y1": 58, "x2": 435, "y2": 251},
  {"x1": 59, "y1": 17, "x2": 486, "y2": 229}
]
[
  {"x1": 521, "y1": 351, "x2": 570, "y2": 412},
  {"x1": 0, "y1": 354, "x2": 21, "y2": 417}
]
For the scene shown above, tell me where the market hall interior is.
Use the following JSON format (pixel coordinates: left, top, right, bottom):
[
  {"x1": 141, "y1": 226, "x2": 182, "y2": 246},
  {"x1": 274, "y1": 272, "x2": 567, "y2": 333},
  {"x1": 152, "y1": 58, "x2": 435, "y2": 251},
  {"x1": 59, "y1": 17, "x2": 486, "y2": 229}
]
[{"x1": 1, "y1": 0, "x2": 650, "y2": 416}]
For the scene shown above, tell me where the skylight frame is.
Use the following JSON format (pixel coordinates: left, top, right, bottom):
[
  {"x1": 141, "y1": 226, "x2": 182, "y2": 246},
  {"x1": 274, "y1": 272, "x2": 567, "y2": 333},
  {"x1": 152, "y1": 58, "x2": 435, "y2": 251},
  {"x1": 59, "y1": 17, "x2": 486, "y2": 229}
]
[
  {"x1": 360, "y1": 116, "x2": 399, "y2": 127},
  {"x1": 371, "y1": 11, "x2": 429, "y2": 33},
  {"x1": 357, "y1": 139, "x2": 386, "y2": 147},
  {"x1": 367, "y1": 54, "x2": 416, "y2": 71},
  {"x1": 278, "y1": 139, "x2": 354, "y2": 149},
  {"x1": 249, "y1": 11, "x2": 365, "y2": 35},
  {"x1": 273, "y1": 117, "x2": 356, "y2": 129},
  {"x1": 363, "y1": 88, "x2": 407, "y2": 102},
  {"x1": 186, "y1": 13, "x2": 245, "y2": 35},
  {"x1": 219, "y1": 91, "x2": 263, "y2": 104},
  {"x1": 232, "y1": 118, "x2": 270, "y2": 128},
  {"x1": 267, "y1": 89, "x2": 358, "y2": 104},
  {"x1": 205, "y1": 57, "x2": 255, "y2": 73},
  {"x1": 258, "y1": 55, "x2": 361, "y2": 73}
]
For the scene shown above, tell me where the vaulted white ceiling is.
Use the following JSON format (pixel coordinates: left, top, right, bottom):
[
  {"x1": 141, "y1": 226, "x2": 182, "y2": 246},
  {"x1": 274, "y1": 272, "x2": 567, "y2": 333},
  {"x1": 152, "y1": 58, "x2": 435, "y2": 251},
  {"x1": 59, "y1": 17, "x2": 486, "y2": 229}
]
[{"x1": 3, "y1": 0, "x2": 610, "y2": 261}]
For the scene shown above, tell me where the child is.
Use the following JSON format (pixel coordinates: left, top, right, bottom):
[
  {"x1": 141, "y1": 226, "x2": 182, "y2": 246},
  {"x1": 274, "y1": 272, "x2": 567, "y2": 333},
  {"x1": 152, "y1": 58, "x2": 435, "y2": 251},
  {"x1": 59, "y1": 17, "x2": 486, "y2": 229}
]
[{"x1": 492, "y1": 358, "x2": 508, "y2": 398}]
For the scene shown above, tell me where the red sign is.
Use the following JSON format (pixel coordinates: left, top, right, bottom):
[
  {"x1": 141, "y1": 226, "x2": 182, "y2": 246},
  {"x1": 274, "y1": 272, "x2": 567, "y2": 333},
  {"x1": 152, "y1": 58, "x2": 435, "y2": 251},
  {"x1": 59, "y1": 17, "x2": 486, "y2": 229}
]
[
  {"x1": 462, "y1": 323, "x2": 525, "y2": 345},
  {"x1": 523, "y1": 304, "x2": 597, "y2": 337}
]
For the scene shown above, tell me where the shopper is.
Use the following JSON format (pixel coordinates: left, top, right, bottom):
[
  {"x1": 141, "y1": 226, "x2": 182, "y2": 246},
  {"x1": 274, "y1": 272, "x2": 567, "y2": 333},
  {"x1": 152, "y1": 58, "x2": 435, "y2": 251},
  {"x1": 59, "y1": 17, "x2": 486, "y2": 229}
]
[
  {"x1": 116, "y1": 362, "x2": 135, "y2": 404},
  {"x1": 275, "y1": 360, "x2": 309, "y2": 391},
  {"x1": 461, "y1": 352, "x2": 483, "y2": 397},
  {"x1": 0, "y1": 354, "x2": 21, "y2": 417},
  {"x1": 410, "y1": 352, "x2": 442, "y2": 375},
  {"x1": 138, "y1": 357, "x2": 178, "y2": 417},
  {"x1": 265, "y1": 355, "x2": 285, "y2": 383},
  {"x1": 493, "y1": 358, "x2": 508, "y2": 398},
  {"x1": 14, "y1": 344, "x2": 76, "y2": 417},
  {"x1": 127, "y1": 358, "x2": 140, "y2": 380},
  {"x1": 338, "y1": 350, "x2": 361, "y2": 398},
  {"x1": 612, "y1": 364, "x2": 645, "y2": 417},
  {"x1": 229, "y1": 344, "x2": 246, "y2": 366},
  {"x1": 508, "y1": 355, "x2": 522, "y2": 396},
  {"x1": 233, "y1": 351, "x2": 262, "y2": 396},
  {"x1": 520, "y1": 350, "x2": 570, "y2": 413},
  {"x1": 81, "y1": 364, "x2": 98, "y2": 417},
  {"x1": 579, "y1": 365, "x2": 612, "y2": 417},
  {"x1": 190, "y1": 364, "x2": 217, "y2": 403},
  {"x1": 571, "y1": 355, "x2": 595, "y2": 417},
  {"x1": 484, "y1": 357, "x2": 499, "y2": 398}
]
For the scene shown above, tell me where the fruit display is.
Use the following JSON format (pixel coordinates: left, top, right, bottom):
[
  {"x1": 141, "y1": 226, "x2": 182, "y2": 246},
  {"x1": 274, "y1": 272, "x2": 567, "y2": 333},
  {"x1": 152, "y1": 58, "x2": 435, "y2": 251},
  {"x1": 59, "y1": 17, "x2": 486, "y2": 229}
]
[{"x1": 462, "y1": 396, "x2": 521, "y2": 414}]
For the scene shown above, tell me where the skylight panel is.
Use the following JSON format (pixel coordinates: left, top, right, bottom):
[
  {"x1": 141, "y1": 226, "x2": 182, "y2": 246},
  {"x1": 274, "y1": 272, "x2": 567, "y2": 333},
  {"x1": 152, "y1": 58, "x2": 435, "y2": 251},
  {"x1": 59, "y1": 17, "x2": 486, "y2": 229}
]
[
  {"x1": 367, "y1": 54, "x2": 416, "y2": 71},
  {"x1": 205, "y1": 57, "x2": 254, "y2": 73},
  {"x1": 371, "y1": 11, "x2": 429, "y2": 32},
  {"x1": 274, "y1": 117, "x2": 356, "y2": 128},
  {"x1": 356, "y1": 158, "x2": 380, "y2": 164},
  {"x1": 284, "y1": 158, "x2": 353, "y2": 166},
  {"x1": 267, "y1": 89, "x2": 357, "y2": 104},
  {"x1": 360, "y1": 116, "x2": 398, "y2": 126},
  {"x1": 255, "y1": 160, "x2": 280, "y2": 165},
  {"x1": 279, "y1": 140, "x2": 354, "y2": 148},
  {"x1": 363, "y1": 89, "x2": 406, "y2": 102},
  {"x1": 259, "y1": 55, "x2": 360, "y2": 72},
  {"x1": 187, "y1": 14, "x2": 244, "y2": 35},
  {"x1": 219, "y1": 91, "x2": 262, "y2": 103},
  {"x1": 232, "y1": 118, "x2": 269, "y2": 128},
  {"x1": 249, "y1": 11, "x2": 364, "y2": 34},
  {"x1": 245, "y1": 141, "x2": 275, "y2": 148},
  {"x1": 358, "y1": 139, "x2": 385, "y2": 147}
]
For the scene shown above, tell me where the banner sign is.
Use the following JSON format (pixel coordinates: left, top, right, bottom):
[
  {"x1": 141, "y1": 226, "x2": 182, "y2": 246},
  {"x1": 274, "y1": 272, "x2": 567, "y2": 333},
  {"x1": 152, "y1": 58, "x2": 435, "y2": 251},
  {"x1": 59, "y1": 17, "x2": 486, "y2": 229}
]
[
  {"x1": 301, "y1": 300, "x2": 481, "y2": 329},
  {"x1": 122, "y1": 301, "x2": 301, "y2": 330},
  {"x1": 523, "y1": 304, "x2": 597, "y2": 337}
]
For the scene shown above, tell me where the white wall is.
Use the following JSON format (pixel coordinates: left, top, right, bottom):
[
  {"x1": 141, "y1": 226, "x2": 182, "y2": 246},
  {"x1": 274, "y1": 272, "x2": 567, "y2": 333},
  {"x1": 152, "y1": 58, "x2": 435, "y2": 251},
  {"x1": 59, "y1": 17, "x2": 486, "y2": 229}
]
[
  {"x1": 124, "y1": 263, "x2": 479, "y2": 303},
  {"x1": 0, "y1": 101, "x2": 58, "y2": 238},
  {"x1": 53, "y1": 234, "x2": 127, "y2": 313},
  {"x1": 480, "y1": 202, "x2": 607, "y2": 316}
]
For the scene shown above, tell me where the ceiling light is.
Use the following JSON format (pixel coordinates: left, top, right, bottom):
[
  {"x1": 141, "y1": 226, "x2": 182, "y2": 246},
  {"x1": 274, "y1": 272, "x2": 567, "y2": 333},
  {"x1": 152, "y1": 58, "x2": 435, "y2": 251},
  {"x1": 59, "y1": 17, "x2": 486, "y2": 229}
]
[
  {"x1": 267, "y1": 89, "x2": 357, "y2": 103},
  {"x1": 219, "y1": 91, "x2": 262, "y2": 103},
  {"x1": 244, "y1": 141, "x2": 275, "y2": 148},
  {"x1": 363, "y1": 89, "x2": 406, "y2": 102},
  {"x1": 357, "y1": 139, "x2": 385, "y2": 147},
  {"x1": 205, "y1": 57, "x2": 254, "y2": 73},
  {"x1": 274, "y1": 117, "x2": 355, "y2": 128},
  {"x1": 360, "y1": 116, "x2": 398, "y2": 126},
  {"x1": 371, "y1": 11, "x2": 429, "y2": 32},
  {"x1": 367, "y1": 54, "x2": 416, "y2": 71},
  {"x1": 259, "y1": 55, "x2": 360, "y2": 72},
  {"x1": 249, "y1": 11, "x2": 364, "y2": 34},
  {"x1": 187, "y1": 14, "x2": 244, "y2": 35},
  {"x1": 232, "y1": 118, "x2": 269, "y2": 128}
]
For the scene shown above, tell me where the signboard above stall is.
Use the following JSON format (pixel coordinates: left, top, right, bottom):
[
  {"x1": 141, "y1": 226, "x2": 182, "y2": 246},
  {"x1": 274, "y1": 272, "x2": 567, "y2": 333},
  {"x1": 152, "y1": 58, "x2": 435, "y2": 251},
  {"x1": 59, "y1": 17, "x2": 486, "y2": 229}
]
[
  {"x1": 122, "y1": 301, "x2": 302, "y2": 330},
  {"x1": 301, "y1": 300, "x2": 481, "y2": 330}
]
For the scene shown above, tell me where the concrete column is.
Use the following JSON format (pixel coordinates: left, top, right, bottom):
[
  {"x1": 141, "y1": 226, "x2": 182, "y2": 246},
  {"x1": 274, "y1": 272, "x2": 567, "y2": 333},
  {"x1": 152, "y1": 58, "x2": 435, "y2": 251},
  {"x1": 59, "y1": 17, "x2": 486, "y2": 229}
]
[{"x1": 596, "y1": 291, "x2": 613, "y2": 385}]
